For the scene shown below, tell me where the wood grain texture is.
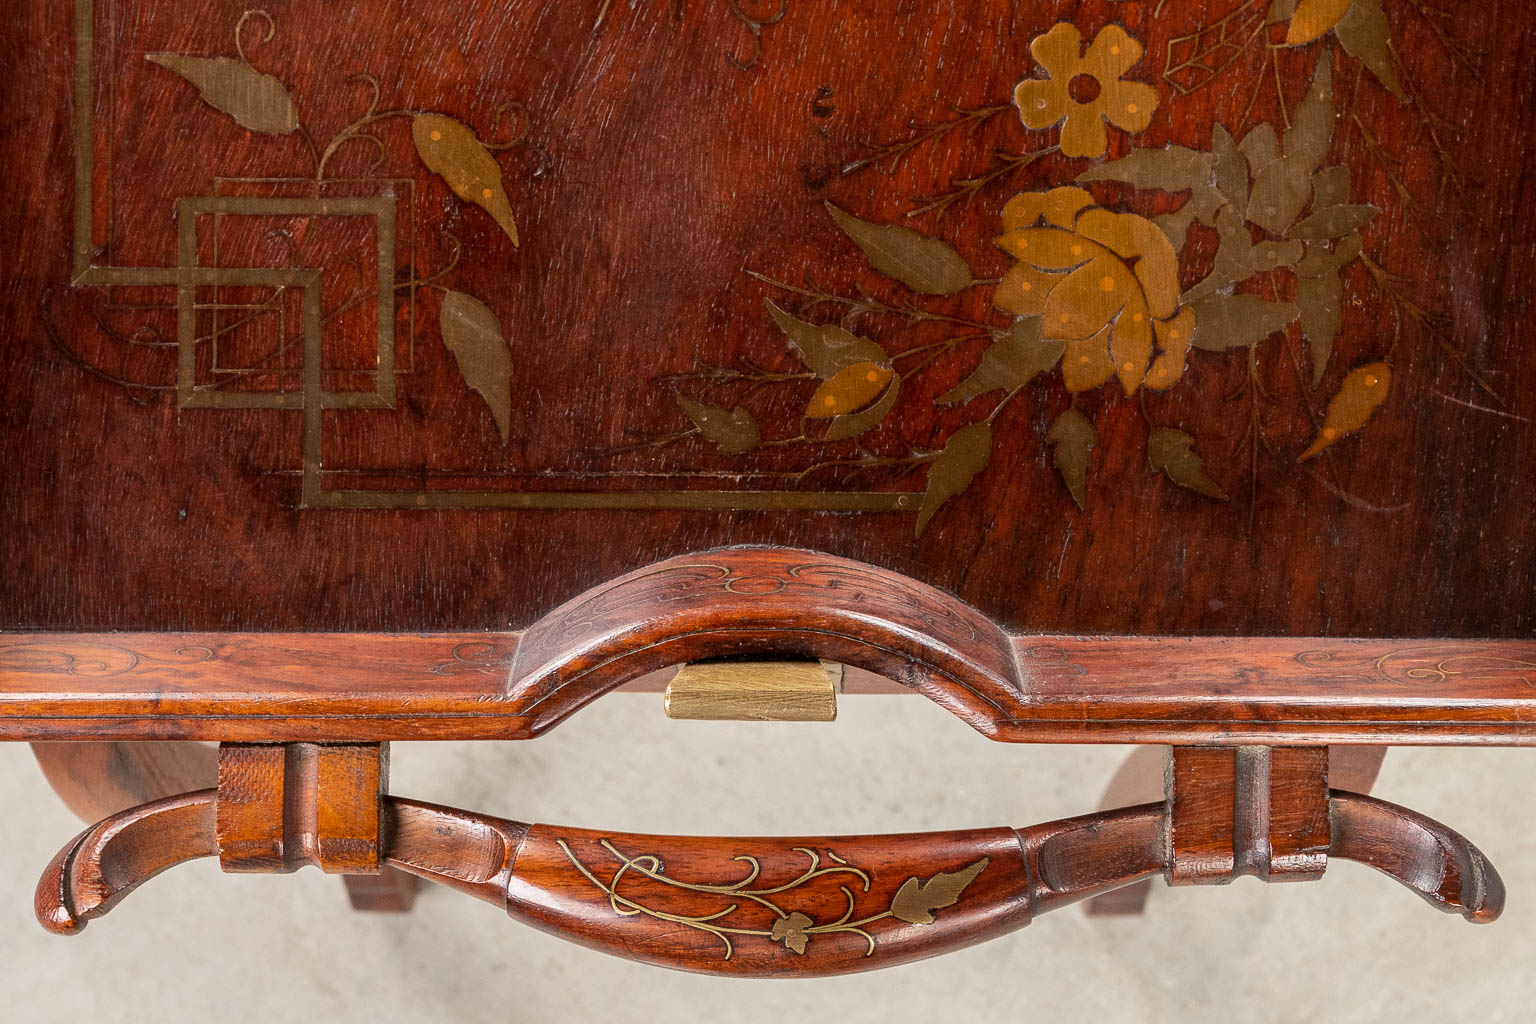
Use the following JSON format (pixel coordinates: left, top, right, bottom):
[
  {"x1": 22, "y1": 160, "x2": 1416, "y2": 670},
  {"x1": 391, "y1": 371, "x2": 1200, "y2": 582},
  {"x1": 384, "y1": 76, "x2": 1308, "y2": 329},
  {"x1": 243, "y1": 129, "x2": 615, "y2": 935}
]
[
  {"x1": 3, "y1": 623, "x2": 1534, "y2": 743},
  {"x1": 33, "y1": 784, "x2": 1504, "y2": 966},
  {"x1": 30, "y1": 741, "x2": 217, "y2": 821},
  {"x1": 216, "y1": 742, "x2": 384, "y2": 873},
  {"x1": 0, "y1": 0, "x2": 1530, "y2": 641}
]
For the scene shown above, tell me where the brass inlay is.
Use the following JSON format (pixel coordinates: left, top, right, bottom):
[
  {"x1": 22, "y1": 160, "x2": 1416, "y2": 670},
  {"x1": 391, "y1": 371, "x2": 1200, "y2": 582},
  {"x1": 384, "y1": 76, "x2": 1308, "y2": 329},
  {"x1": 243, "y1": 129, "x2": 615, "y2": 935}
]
[
  {"x1": 664, "y1": 661, "x2": 840, "y2": 722},
  {"x1": 557, "y1": 838, "x2": 988, "y2": 960},
  {"x1": 66, "y1": 0, "x2": 909, "y2": 512}
]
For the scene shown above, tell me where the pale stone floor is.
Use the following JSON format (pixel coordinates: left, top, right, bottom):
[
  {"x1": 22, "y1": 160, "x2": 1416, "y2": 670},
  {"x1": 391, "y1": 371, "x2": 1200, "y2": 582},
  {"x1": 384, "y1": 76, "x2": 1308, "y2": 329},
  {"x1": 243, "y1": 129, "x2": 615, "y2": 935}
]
[{"x1": 1, "y1": 695, "x2": 1531, "y2": 1023}]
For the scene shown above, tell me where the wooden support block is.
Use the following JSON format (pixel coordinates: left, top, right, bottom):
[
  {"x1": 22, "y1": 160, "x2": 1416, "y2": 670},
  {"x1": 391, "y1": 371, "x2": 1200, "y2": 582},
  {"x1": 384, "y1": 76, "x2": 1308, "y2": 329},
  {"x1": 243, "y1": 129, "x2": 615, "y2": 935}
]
[
  {"x1": 1168, "y1": 747, "x2": 1237, "y2": 884},
  {"x1": 1168, "y1": 745, "x2": 1331, "y2": 887},
  {"x1": 216, "y1": 743, "x2": 386, "y2": 875},
  {"x1": 664, "y1": 661, "x2": 840, "y2": 721}
]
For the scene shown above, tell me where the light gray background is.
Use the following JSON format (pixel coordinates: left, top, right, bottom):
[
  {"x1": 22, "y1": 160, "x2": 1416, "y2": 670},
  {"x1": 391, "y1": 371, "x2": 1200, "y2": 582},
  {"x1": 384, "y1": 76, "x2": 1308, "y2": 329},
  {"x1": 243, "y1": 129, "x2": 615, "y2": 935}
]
[{"x1": 1, "y1": 695, "x2": 1530, "y2": 1022}]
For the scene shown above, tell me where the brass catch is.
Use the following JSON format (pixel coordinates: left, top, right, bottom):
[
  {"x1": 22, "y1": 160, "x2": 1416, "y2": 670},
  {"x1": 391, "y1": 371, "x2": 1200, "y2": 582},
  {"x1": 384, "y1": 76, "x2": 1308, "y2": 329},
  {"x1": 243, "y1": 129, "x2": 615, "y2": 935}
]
[{"x1": 664, "y1": 661, "x2": 841, "y2": 722}]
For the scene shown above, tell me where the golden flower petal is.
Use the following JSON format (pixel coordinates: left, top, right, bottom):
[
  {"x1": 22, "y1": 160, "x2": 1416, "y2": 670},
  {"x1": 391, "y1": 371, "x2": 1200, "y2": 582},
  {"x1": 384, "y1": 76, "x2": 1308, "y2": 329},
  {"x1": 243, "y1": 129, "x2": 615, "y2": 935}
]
[
  {"x1": 995, "y1": 226, "x2": 1103, "y2": 270},
  {"x1": 1110, "y1": 296, "x2": 1154, "y2": 395},
  {"x1": 1145, "y1": 306, "x2": 1196, "y2": 391},
  {"x1": 1029, "y1": 22, "x2": 1084, "y2": 78},
  {"x1": 1000, "y1": 187, "x2": 1095, "y2": 231},
  {"x1": 1043, "y1": 253, "x2": 1135, "y2": 341},
  {"x1": 1058, "y1": 105, "x2": 1109, "y2": 159},
  {"x1": 1083, "y1": 24, "x2": 1144, "y2": 80},
  {"x1": 1099, "y1": 79, "x2": 1159, "y2": 135},
  {"x1": 1015, "y1": 77, "x2": 1069, "y2": 130},
  {"x1": 1061, "y1": 324, "x2": 1117, "y2": 393},
  {"x1": 994, "y1": 262, "x2": 1063, "y2": 317},
  {"x1": 1073, "y1": 209, "x2": 1181, "y2": 319}
]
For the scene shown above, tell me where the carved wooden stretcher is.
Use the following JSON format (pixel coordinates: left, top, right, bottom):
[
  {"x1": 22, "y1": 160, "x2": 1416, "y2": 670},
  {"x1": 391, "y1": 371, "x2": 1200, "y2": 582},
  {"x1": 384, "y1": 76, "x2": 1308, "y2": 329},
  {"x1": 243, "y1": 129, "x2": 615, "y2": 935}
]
[{"x1": 3, "y1": 0, "x2": 1534, "y2": 979}]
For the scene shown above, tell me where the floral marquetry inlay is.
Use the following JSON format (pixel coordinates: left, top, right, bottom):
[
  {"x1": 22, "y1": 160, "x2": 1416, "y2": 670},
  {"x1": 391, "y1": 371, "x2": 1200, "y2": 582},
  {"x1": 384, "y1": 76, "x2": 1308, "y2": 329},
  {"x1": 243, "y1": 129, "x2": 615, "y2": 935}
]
[{"x1": 57, "y1": 0, "x2": 1504, "y2": 531}]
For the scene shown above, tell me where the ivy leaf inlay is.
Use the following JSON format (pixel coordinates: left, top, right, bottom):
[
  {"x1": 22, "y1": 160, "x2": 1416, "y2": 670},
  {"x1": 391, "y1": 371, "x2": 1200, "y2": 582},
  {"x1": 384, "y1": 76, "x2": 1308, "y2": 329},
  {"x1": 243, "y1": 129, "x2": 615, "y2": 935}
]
[
  {"x1": 1149, "y1": 427, "x2": 1228, "y2": 500},
  {"x1": 145, "y1": 54, "x2": 299, "y2": 134},
  {"x1": 826, "y1": 203, "x2": 974, "y2": 295},
  {"x1": 439, "y1": 291, "x2": 514, "y2": 443},
  {"x1": 1076, "y1": 146, "x2": 1215, "y2": 194},
  {"x1": 1190, "y1": 294, "x2": 1300, "y2": 352},
  {"x1": 1335, "y1": 0, "x2": 1408, "y2": 101},
  {"x1": 412, "y1": 114, "x2": 520, "y2": 247},
  {"x1": 890, "y1": 858, "x2": 990, "y2": 925},
  {"x1": 765, "y1": 300, "x2": 888, "y2": 379},
  {"x1": 675, "y1": 394, "x2": 761, "y2": 454},
  {"x1": 916, "y1": 422, "x2": 992, "y2": 537},
  {"x1": 1047, "y1": 409, "x2": 1097, "y2": 511},
  {"x1": 1246, "y1": 61, "x2": 1334, "y2": 234},
  {"x1": 939, "y1": 318, "x2": 1063, "y2": 404}
]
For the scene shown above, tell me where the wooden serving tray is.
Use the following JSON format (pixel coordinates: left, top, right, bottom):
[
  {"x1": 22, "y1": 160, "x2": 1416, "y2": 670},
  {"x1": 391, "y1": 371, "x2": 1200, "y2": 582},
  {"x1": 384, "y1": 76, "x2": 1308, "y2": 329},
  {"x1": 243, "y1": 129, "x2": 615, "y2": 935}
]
[{"x1": 2, "y1": 0, "x2": 1532, "y2": 978}]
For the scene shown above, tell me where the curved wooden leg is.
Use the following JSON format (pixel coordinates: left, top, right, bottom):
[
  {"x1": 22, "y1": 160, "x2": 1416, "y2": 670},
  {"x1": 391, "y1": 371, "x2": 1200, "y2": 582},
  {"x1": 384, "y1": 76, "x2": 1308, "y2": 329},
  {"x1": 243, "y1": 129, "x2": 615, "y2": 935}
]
[
  {"x1": 343, "y1": 867, "x2": 420, "y2": 912},
  {"x1": 1083, "y1": 745, "x2": 1167, "y2": 916},
  {"x1": 31, "y1": 742, "x2": 218, "y2": 821},
  {"x1": 1084, "y1": 745, "x2": 1391, "y2": 916},
  {"x1": 32, "y1": 742, "x2": 415, "y2": 913}
]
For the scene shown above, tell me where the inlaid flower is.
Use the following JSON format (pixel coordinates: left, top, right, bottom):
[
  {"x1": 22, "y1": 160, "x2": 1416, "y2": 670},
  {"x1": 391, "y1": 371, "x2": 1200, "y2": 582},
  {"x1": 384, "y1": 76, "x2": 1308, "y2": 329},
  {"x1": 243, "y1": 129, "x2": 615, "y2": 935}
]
[
  {"x1": 1013, "y1": 24, "x2": 1159, "y2": 160},
  {"x1": 993, "y1": 186, "x2": 1194, "y2": 395},
  {"x1": 770, "y1": 911, "x2": 815, "y2": 954}
]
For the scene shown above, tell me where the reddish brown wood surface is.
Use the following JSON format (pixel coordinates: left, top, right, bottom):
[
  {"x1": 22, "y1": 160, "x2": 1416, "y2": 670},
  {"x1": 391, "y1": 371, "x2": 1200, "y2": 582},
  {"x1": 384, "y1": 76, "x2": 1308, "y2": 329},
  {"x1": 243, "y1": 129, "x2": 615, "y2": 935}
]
[
  {"x1": 30, "y1": 741, "x2": 217, "y2": 821},
  {"x1": 33, "y1": 777, "x2": 1505, "y2": 970},
  {"x1": 3, "y1": 619, "x2": 1533, "y2": 742},
  {"x1": 1, "y1": 1, "x2": 1532, "y2": 642},
  {"x1": 217, "y1": 742, "x2": 384, "y2": 873}
]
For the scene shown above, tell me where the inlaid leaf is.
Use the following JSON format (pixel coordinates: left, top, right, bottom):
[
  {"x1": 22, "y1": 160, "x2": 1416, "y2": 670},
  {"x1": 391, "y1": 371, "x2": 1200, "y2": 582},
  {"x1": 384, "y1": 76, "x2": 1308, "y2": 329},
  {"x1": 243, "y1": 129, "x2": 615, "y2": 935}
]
[
  {"x1": 1211, "y1": 124, "x2": 1249, "y2": 213},
  {"x1": 413, "y1": 114, "x2": 519, "y2": 247},
  {"x1": 1301, "y1": 362, "x2": 1391, "y2": 459},
  {"x1": 915, "y1": 422, "x2": 991, "y2": 537},
  {"x1": 939, "y1": 318, "x2": 1063, "y2": 403},
  {"x1": 439, "y1": 291, "x2": 513, "y2": 443},
  {"x1": 826, "y1": 375, "x2": 900, "y2": 441},
  {"x1": 890, "y1": 858, "x2": 990, "y2": 925},
  {"x1": 1153, "y1": 205, "x2": 1198, "y2": 251},
  {"x1": 1312, "y1": 166, "x2": 1352, "y2": 208},
  {"x1": 1190, "y1": 294, "x2": 1299, "y2": 351},
  {"x1": 1247, "y1": 158, "x2": 1313, "y2": 236},
  {"x1": 765, "y1": 300, "x2": 887, "y2": 378},
  {"x1": 145, "y1": 54, "x2": 298, "y2": 134},
  {"x1": 1286, "y1": 0, "x2": 1354, "y2": 45},
  {"x1": 1296, "y1": 266, "x2": 1343, "y2": 385},
  {"x1": 1285, "y1": 59, "x2": 1335, "y2": 171},
  {"x1": 1148, "y1": 427, "x2": 1228, "y2": 500},
  {"x1": 674, "y1": 394, "x2": 761, "y2": 454},
  {"x1": 806, "y1": 362, "x2": 896, "y2": 418},
  {"x1": 1238, "y1": 123, "x2": 1279, "y2": 173},
  {"x1": 1047, "y1": 409, "x2": 1097, "y2": 511},
  {"x1": 1077, "y1": 147, "x2": 1214, "y2": 194},
  {"x1": 1287, "y1": 204, "x2": 1379, "y2": 240},
  {"x1": 1335, "y1": 0, "x2": 1408, "y2": 101},
  {"x1": 826, "y1": 204, "x2": 973, "y2": 295},
  {"x1": 1246, "y1": 62, "x2": 1334, "y2": 234}
]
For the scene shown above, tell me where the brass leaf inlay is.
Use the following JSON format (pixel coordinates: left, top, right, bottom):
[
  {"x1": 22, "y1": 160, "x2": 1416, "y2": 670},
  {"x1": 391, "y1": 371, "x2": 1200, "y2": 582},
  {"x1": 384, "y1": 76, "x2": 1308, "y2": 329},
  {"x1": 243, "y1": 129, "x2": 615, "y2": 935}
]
[
  {"x1": 412, "y1": 114, "x2": 520, "y2": 247},
  {"x1": 439, "y1": 291, "x2": 514, "y2": 444},
  {"x1": 558, "y1": 839, "x2": 989, "y2": 961},
  {"x1": 145, "y1": 53, "x2": 298, "y2": 134}
]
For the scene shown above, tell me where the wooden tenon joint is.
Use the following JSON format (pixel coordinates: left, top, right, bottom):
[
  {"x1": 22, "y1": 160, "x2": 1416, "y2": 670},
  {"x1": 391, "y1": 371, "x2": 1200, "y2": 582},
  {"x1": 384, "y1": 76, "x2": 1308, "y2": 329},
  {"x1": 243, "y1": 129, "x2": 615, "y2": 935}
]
[
  {"x1": 1167, "y1": 746, "x2": 1331, "y2": 887},
  {"x1": 216, "y1": 743, "x2": 386, "y2": 875}
]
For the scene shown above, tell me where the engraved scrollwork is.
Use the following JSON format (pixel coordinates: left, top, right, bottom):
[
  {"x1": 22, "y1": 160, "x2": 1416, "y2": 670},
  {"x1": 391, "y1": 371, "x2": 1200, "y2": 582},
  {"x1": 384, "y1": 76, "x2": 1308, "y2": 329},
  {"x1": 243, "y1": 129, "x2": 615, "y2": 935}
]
[
  {"x1": 0, "y1": 642, "x2": 216, "y2": 677},
  {"x1": 1295, "y1": 646, "x2": 1536, "y2": 688}
]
